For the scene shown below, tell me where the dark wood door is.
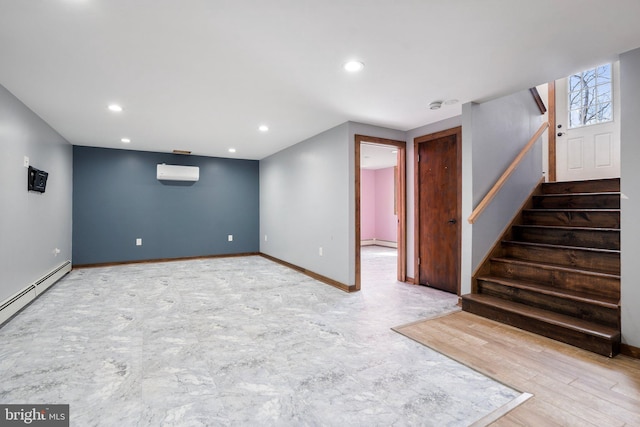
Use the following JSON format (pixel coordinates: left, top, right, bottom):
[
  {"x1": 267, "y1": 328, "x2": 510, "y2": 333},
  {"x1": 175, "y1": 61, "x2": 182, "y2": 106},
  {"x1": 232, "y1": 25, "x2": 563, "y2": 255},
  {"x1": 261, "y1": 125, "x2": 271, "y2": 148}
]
[{"x1": 417, "y1": 131, "x2": 460, "y2": 294}]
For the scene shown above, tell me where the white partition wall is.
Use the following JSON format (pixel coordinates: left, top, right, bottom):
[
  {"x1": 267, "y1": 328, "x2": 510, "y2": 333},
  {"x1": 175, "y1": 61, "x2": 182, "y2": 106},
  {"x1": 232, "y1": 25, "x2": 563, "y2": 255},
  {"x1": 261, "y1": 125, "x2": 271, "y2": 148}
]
[{"x1": 620, "y1": 48, "x2": 640, "y2": 348}]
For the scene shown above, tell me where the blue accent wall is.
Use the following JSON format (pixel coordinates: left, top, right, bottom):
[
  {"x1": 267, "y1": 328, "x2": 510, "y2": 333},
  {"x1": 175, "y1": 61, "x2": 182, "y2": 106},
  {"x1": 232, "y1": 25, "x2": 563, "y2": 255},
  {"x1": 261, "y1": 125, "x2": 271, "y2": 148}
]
[{"x1": 73, "y1": 146, "x2": 259, "y2": 265}]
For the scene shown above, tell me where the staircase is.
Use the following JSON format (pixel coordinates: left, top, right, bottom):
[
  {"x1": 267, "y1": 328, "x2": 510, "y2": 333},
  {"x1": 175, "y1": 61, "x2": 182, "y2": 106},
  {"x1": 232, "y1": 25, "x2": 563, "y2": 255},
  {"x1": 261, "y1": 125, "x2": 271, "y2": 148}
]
[{"x1": 462, "y1": 178, "x2": 621, "y2": 357}]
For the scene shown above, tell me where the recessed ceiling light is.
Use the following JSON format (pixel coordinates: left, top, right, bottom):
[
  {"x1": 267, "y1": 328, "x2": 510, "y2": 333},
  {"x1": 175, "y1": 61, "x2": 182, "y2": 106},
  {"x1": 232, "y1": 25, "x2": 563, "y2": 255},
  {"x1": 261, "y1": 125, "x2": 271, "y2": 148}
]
[
  {"x1": 108, "y1": 104, "x2": 123, "y2": 112},
  {"x1": 429, "y1": 101, "x2": 443, "y2": 110},
  {"x1": 121, "y1": 138, "x2": 131, "y2": 143},
  {"x1": 228, "y1": 148, "x2": 236, "y2": 153},
  {"x1": 258, "y1": 125, "x2": 269, "y2": 132},
  {"x1": 343, "y1": 61, "x2": 364, "y2": 72}
]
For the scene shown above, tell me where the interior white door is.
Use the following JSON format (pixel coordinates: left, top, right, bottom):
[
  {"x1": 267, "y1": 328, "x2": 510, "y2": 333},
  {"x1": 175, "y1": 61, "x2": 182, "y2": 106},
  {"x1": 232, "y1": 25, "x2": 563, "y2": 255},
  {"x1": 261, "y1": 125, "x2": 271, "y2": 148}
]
[{"x1": 555, "y1": 62, "x2": 620, "y2": 182}]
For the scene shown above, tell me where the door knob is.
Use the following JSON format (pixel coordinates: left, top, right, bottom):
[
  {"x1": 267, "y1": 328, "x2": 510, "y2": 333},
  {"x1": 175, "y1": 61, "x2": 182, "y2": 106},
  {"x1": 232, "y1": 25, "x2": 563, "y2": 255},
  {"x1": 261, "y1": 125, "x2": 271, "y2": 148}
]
[
  {"x1": 557, "y1": 132, "x2": 564, "y2": 137},
  {"x1": 448, "y1": 219, "x2": 457, "y2": 224}
]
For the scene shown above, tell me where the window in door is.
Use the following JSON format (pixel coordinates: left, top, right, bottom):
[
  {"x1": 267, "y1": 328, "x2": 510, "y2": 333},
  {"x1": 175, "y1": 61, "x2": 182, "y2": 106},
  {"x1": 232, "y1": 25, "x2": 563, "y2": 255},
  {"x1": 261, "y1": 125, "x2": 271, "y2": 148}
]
[{"x1": 568, "y1": 63, "x2": 612, "y2": 128}]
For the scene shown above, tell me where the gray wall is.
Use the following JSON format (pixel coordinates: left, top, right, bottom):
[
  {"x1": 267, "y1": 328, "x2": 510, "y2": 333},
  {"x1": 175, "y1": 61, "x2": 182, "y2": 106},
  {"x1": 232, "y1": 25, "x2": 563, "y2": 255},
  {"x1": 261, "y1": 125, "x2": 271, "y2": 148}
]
[
  {"x1": 620, "y1": 47, "x2": 640, "y2": 348},
  {"x1": 259, "y1": 121, "x2": 408, "y2": 287},
  {"x1": 260, "y1": 123, "x2": 352, "y2": 285},
  {"x1": 73, "y1": 146, "x2": 259, "y2": 265},
  {"x1": 0, "y1": 84, "x2": 72, "y2": 302},
  {"x1": 461, "y1": 90, "x2": 544, "y2": 295}
]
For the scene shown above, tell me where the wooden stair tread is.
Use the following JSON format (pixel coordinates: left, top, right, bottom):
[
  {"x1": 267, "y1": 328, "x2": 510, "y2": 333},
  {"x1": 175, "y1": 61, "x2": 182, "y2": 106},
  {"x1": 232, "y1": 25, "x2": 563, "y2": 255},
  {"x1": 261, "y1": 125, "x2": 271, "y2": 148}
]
[
  {"x1": 500, "y1": 240, "x2": 620, "y2": 275},
  {"x1": 532, "y1": 192, "x2": 620, "y2": 209},
  {"x1": 541, "y1": 178, "x2": 620, "y2": 194},
  {"x1": 490, "y1": 257, "x2": 620, "y2": 279},
  {"x1": 476, "y1": 274, "x2": 619, "y2": 309},
  {"x1": 535, "y1": 191, "x2": 620, "y2": 197},
  {"x1": 462, "y1": 294, "x2": 620, "y2": 340},
  {"x1": 522, "y1": 209, "x2": 621, "y2": 222},
  {"x1": 502, "y1": 240, "x2": 620, "y2": 255},
  {"x1": 469, "y1": 178, "x2": 621, "y2": 356},
  {"x1": 523, "y1": 208, "x2": 620, "y2": 213},
  {"x1": 521, "y1": 209, "x2": 621, "y2": 228},
  {"x1": 514, "y1": 224, "x2": 619, "y2": 232}
]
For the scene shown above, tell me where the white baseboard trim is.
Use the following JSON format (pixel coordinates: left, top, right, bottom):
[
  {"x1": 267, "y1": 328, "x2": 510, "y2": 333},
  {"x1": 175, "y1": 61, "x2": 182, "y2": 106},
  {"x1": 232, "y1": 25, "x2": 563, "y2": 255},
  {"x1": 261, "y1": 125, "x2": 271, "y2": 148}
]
[
  {"x1": 0, "y1": 261, "x2": 71, "y2": 326},
  {"x1": 360, "y1": 239, "x2": 397, "y2": 248}
]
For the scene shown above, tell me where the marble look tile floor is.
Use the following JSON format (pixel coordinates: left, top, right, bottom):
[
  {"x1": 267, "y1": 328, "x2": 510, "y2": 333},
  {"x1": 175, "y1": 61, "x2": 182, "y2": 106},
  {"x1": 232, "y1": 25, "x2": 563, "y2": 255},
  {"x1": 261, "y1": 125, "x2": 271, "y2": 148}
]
[{"x1": 0, "y1": 247, "x2": 520, "y2": 426}]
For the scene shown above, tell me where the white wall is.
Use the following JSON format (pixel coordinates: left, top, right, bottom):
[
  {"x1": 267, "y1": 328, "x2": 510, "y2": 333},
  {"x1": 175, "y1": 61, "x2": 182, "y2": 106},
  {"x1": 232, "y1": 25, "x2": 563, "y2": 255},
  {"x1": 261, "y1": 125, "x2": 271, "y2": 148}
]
[
  {"x1": 536, "y1": 84, "x2": 550, "y2": 180},
  {"x1": 260, "y1": 123, "x2": 352, "y2": 285},
  {"x1": 620, "y1": 47, "x2": 640, "y2": 348},
  {"x1": 0, "y1": 84, "x2": 72, "y2": 303},
  {"x1": 461, "y1": 90, "x2": 544, "y2": 295},
  {"x1": 461, "y1": 104, "x2": 475, "y2": 296}
]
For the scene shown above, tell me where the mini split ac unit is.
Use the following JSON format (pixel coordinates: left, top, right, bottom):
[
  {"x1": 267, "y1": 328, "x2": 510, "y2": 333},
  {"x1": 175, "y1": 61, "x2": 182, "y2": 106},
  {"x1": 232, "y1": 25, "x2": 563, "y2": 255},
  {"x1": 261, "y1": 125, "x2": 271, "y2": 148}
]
[{"x1": 156, "y1": 164, "x2": 200, "y2": 181}]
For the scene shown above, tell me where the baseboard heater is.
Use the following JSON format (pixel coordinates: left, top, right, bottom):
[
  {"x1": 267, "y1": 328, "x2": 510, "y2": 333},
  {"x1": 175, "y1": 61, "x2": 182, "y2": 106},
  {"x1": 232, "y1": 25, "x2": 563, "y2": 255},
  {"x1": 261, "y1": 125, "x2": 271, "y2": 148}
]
[
  {"x1": 361, "y1": 239, "x2": 397, "y2": 248},
  {"x1": 0, "y1": 260, "x2": 71, "y2": 325}
]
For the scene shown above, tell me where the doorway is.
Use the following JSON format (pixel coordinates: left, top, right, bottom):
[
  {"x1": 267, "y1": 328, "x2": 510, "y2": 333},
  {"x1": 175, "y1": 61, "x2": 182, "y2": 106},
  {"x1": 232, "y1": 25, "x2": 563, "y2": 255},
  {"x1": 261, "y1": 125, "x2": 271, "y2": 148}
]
[
  {"x1": 355, "y1": 135, "x2": 406, "y2": 291},
  {"x1": 554, "y1": 62, "x2": 621, "y2": 181},
  {"x1": 414, "y1": 127, "x2": 461, "y2": 295}
]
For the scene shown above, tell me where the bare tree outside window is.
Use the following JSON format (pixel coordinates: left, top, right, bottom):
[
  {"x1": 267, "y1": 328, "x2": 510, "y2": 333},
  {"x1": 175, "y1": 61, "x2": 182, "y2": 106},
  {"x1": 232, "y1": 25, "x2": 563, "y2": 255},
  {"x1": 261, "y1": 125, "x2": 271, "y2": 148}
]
[{"x1": 568, "y1": 64, "x2": 612, "y2": 128}]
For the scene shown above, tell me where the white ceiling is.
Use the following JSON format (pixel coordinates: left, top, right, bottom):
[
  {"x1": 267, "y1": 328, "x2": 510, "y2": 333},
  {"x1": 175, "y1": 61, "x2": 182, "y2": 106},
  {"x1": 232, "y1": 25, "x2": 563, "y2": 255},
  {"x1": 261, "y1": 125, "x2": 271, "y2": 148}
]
[
  {"x1": 361, "y1": 143, "x2": 397, "y2": 170},
  {"x1": 1, "y1": 1, "x2": 639, "y2": 160}
]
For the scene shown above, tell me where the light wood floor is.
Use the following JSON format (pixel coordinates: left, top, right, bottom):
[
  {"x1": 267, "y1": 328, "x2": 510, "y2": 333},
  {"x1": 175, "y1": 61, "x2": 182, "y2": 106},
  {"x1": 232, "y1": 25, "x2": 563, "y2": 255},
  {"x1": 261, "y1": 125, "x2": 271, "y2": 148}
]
[{"x1": 394, "y1": 311, "x2": 640, "y2": 426}]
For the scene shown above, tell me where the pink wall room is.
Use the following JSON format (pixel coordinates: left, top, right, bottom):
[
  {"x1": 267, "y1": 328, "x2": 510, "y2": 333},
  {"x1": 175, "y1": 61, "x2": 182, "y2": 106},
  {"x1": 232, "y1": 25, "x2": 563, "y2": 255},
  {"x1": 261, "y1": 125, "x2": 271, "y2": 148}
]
[{"x1": 360, "y1": 167, "x2": 397, "y2": 245}]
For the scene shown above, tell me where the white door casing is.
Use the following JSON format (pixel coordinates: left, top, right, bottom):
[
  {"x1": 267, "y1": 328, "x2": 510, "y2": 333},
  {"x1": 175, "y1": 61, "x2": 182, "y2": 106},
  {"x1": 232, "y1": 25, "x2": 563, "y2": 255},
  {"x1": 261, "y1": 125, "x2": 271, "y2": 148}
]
[{"x1": 555, "y1": 62, "x2": 620, "y2": 181}]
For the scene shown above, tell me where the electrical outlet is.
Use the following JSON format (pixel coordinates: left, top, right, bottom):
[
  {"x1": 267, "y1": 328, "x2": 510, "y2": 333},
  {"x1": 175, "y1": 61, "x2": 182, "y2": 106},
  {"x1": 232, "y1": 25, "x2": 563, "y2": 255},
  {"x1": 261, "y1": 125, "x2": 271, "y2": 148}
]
[
  {"x1": 228, "y1": 235, "x2": 233, "y2": 242},
  {"x1": 264, "y1": 235, "x2": 268, "y2": 242},
  {"x1": 136, "y1": 238, "x2": 142, "y2": 246},
  {"x1": 23, "y1": 156, "x2": 29, "y2": 167},
  {"x1": 319, "y1": 247, "x2": 323, "y2": 256}
]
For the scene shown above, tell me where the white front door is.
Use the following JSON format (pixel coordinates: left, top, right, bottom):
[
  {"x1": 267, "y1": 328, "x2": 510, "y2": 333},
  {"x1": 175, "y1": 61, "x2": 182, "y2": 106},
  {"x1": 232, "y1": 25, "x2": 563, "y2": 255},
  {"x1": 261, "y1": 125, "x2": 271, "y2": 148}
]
[{"x1": 555, "y1": 62, "x2": 620, "y2": 182}]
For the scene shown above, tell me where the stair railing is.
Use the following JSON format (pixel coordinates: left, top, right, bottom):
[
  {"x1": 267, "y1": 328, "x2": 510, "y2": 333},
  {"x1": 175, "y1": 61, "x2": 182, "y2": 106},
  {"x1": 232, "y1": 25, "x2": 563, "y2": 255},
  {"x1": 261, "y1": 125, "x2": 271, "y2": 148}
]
[{"x1": 467, "y1": 121, "x2": 549, "y2": 224}]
